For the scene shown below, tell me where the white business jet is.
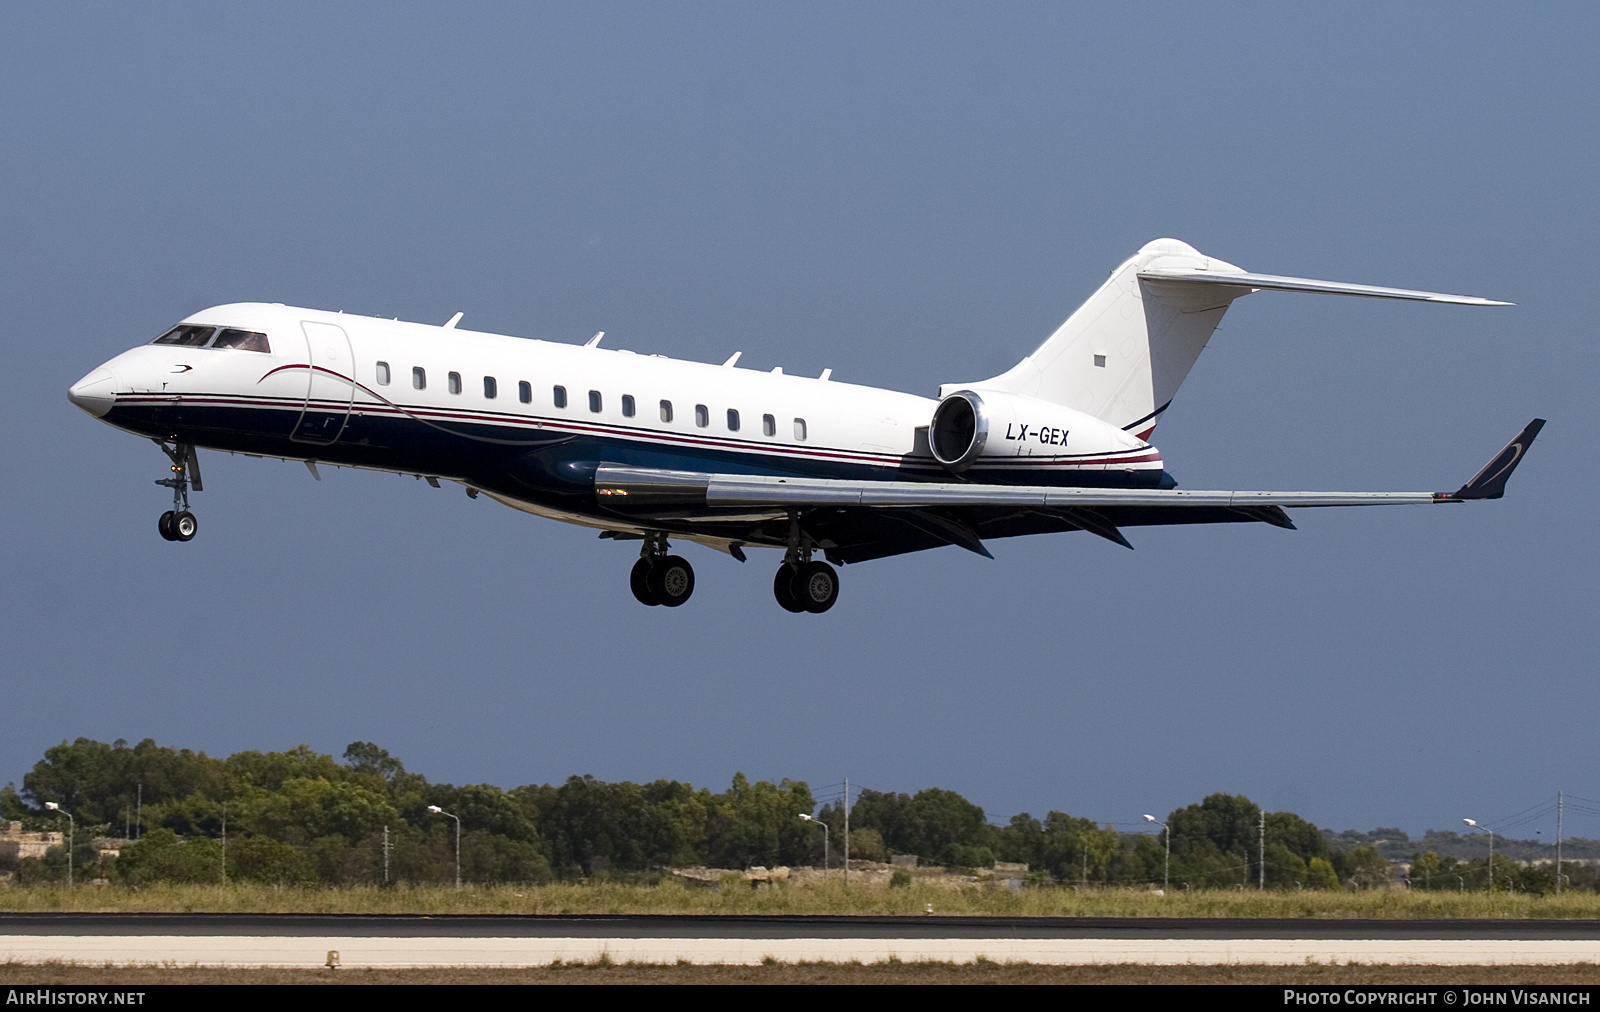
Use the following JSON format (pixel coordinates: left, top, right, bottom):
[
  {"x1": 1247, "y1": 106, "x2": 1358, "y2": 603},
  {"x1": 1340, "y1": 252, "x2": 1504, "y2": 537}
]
[{"x1": 68, "y1": 238, "x2": 1540, "y2": 613}]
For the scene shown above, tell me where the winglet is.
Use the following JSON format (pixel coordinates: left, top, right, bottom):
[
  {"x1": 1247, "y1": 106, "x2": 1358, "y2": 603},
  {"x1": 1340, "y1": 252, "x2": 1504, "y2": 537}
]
[{"x1": 1440, "y1": 419, "x2": 1545, "y2": 501}]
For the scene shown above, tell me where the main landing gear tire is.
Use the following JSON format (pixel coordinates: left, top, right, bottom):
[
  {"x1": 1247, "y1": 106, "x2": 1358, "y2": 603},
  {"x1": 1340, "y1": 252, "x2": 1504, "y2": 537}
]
[
  {"x1": 158, "y1": 511, "x2": 176, "y2": 541},
  {"x1": 775, "y1": 561, "x2": 839, "y2": 613},
  {"x1": 648, "y1": 555, "x2": 695, "y2": 607},
  {"x1": 630, "y1": 558, "x2": 660, "y2": 606},
  {"x1": 794, "y1": 560, "x2": 839, "y2": 613},
  {"x1": 773, "y1": 565, "x2": 806, "y2": 613}
]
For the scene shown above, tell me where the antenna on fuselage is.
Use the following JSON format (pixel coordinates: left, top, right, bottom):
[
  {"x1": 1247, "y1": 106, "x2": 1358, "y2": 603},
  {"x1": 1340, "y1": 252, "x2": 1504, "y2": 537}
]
[
  {"x1": 443, "y1": 312, "x2": 464, "y2": 329},
  {"x1": 819, "y1": 368, "x2": 832, "y2": 381},
  {"x1": 722, "y1": 352, "x2": 742, "y2": 367},
  {"x1": 585, "y1": 331, "x2": 605, "y2": 348}
]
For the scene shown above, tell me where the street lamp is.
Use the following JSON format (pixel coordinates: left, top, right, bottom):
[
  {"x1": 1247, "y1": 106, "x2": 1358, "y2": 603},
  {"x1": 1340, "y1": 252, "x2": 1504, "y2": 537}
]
[
  {"x1": 1143, "y1": 814, "x2": 1169, "y2": 892},
  {"x1": 44, "y1": 802, "x2": 73, "y2": 888},
  {"x1": 1464, "y1": 818, "x2": 1495, "y2": 893},
  {"x1": 798, "y1": 814, "x2": 829, "y2": 874},
  {"x1": 428, "y1": 805, "x2": 462, "y2": 888}
]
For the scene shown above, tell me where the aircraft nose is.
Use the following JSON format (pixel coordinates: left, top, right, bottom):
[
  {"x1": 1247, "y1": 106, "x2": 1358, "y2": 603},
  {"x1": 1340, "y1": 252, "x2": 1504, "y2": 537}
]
[{"x1": 68, "y1": 367, "x2": 117, "y2": 417}]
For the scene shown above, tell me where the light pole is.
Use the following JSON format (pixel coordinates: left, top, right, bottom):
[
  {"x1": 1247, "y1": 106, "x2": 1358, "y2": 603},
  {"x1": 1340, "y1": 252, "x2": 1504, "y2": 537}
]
[
  {"x1": 798, "y1": 814, "x2": 829, "y2": 874},
  {"x1": 428, "y1": 805, "x2": 462, "y2": 888},
  {"x1": 1464, "y1": 818, "x2": 1495, "y2": 893},
  {"x1": 44, "y1": 802, "x2": 73, "y2": 888},
  {"x1": 1143, "y1": 814, "x2": 1169, "y2": 892}
]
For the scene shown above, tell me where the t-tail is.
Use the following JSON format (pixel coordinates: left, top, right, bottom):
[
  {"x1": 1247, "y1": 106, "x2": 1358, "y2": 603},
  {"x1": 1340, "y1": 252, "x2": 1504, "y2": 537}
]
[{"x1": 951, "y1": 238, "x2": 1511, "y2": 439}]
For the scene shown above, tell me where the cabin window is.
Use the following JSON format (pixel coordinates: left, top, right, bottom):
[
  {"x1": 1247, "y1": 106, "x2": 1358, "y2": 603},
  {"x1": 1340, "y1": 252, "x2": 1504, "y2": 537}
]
[
  {"x1": 659, "y1": 400, "x2": 673, "y2": 422},
  {"x1": 483, "y1": 376, "x2": 497, "y2": 399},
  {"x1": 375, "y1": 361, "x2": 391, "y2": 386},
  {"x1": 212, "y1": 328, "x2": 271, "y2": 353},
  {"x1": 793, "y1": 417, "x2": 807, "y2": 441},
  {"x1": 588, "y1": 390, "x2": 602, "y2": 413},
  {"x1": 553, "y1": 385, "x2": 567, "y2": 408},
  {"x1": 695, "y1": 404, "x2": 709, "y2": 428},
  {"x1": 519, "y1": 381, "x2": 532, "y2": 404},
  {"x1": 413, "y1": 367, "x2": 427, "y2": 390},
  {"x1": 762, "y1": 413, "x2": 775, "y2": 437},
  {"x1": 448, "y1": 372, "x2": 462, "y2": 395},
  {"x1": 151, "y1": 325, "x2": 214, "y2": 347},
  {"x1": 621, "y1": 394, "x2": 635, "y2": 417},
  {"x1": 727, "y1": 408, "x2": 740, "y2": 432}
]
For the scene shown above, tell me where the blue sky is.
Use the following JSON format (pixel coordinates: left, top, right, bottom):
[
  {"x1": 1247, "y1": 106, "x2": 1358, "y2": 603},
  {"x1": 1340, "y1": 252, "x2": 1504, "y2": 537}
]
[{"x1": 3, "y1": 3, "x2": 1595, "y2": 839}]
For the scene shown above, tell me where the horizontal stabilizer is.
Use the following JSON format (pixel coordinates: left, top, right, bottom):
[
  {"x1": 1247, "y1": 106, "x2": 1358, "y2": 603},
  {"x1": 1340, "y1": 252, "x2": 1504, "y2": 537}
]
[
  {"x1": 1138, "y1": 268, "x2": 1511, "y2": 306},
  {"x1": 1447, "y1": 419, "x2": 1545, "y2": 500}
]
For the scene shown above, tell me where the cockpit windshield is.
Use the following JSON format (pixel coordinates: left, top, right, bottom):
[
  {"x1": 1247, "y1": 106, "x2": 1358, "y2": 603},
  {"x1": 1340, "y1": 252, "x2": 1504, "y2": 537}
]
[
  {"x1": 212, "y1": 328, "x2": 271, "y2": 353},
  {"x1": 150, "y1": 325, "x2": 271, "y2": 353},
  {"x1": 152, "y1": 325, "x2": 215, "y2": 346}
]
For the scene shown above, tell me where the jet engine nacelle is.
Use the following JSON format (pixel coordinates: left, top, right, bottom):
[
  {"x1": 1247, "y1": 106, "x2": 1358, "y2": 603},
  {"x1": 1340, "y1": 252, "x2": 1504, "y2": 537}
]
[{"x1": 928, "y1": 388, "x2": 1150, "y2": 474}]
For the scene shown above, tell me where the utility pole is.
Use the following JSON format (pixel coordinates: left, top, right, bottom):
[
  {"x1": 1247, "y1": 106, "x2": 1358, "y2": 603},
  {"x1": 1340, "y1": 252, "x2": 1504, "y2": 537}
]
[
  {"x1": 221, "y1": 802, "x2": 227, "y2": 886},
  {"x1": 383, "y1": 825, "x2": 391, "y2": 885},
  {"x1": 843, "y1": 776, "x2": 850, "y2": 889},
  {"x1": 1557, "y1": 792, "x2": 1564, "y2": 895},
  {"x1": 1259, "y1": 810, "x2": 1266, "y2": 890},
  {"x1": 136, "y1": 784, "x2": 141, "y2": 841}
]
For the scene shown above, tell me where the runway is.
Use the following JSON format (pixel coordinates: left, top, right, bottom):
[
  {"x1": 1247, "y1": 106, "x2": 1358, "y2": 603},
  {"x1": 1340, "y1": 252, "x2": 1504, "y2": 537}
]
[{"x1": 3, "y1": 916, "x2": 1599, "y2": 967}]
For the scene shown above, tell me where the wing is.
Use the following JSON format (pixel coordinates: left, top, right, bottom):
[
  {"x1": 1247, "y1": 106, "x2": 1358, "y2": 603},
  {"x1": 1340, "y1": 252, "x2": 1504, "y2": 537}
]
[{"x1": 592, "y1": 420, "x2": 1544, "y2": 563}]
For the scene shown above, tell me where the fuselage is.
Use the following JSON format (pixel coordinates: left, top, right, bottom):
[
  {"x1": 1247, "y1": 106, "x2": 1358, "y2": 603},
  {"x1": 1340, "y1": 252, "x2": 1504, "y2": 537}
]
[{"x1": 68, "y1": 303, "x2": 1166, "y2": 541}]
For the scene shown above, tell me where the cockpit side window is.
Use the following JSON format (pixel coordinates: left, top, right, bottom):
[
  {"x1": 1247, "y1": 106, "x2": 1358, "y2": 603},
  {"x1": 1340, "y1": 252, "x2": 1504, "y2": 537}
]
[
  {"x1": 211, "y1": 328, "x2": 271, "y2": 353},
  {"x1": 152, "y1": 325, "x2": 215, "y2": 347}
]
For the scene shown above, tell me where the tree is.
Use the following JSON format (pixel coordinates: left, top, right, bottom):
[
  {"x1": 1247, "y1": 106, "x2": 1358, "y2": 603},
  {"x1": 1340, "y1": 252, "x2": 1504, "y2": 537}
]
[
  {"x1": 849, "y1": 787, "x2": 990, "y2": 864},
  {"x1": 704, "y1": 774, "x2": 815, "y2": 869},
  {"x1": 342, "y1": 742, "x2": 405, "y2": 781},
  {"x1": 229, "y1": 836, "x2": 316, "y2": 886},
  {"x1": 115, "y1": 828, "x2": 224, "y2": 885}
]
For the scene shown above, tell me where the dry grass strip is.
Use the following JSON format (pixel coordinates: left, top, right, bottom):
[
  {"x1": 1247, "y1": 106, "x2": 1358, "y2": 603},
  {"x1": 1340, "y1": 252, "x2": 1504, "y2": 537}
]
[{"x1": 5, "y1": 960, "x2": 1600, "y2": 985}]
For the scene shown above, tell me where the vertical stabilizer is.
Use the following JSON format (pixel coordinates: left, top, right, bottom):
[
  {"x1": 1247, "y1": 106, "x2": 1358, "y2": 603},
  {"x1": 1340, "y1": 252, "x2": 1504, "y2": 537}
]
[{"x1": 957, "y1": 239, "x2": 1251, "y2": 438}]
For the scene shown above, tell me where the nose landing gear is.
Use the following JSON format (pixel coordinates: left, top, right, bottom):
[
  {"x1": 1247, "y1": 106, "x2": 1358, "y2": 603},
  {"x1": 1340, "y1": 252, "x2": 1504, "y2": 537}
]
[
  {"x1": 154, "y1": 440, "x2": 201, "y2": 542},
  {"x1": 629, "y1": 534, "x2": 695, "y2": 607}
]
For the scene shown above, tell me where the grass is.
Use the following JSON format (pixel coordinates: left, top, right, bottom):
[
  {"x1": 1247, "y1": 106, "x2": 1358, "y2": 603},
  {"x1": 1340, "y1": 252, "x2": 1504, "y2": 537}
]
[
  {"x1": 5, "y1": 960, "x2": 1600, "y2": 985},
  {"x1": 2, "y1": 881, "x2": 1599, "y2": 918}
]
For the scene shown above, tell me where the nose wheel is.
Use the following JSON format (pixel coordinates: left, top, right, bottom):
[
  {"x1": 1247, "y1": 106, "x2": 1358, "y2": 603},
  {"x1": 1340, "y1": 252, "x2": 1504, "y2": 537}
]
[
  {"x1": 629, "y1": 535, "x2": 695, "y2": 607},
  {"x1": 153, "y1": 439, "x2": 202, "y2": 542},
  {"x1": 158, "y1": 510, "x2": 198, "y2": 542}
]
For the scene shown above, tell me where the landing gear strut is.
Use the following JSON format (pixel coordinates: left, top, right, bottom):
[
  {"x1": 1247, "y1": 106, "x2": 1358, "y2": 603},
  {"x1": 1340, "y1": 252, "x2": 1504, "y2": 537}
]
[
  {"x1": 154, "y1": 439, "x2": 201, "y2": 542},
  {"x1": 630, "y1": 533, "x2": 695, "y2": 607},
  {"x1": 772, "y1": 522, "x2": 839, "y2": 613}
]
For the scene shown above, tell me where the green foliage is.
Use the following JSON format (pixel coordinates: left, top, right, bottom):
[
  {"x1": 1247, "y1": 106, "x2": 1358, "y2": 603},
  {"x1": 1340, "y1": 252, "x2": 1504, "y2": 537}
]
[
  {"x1": 849, "y1": 787, "x2": 990, "y2": 865},
  {"x1": 459, "y1": 830, "x2": 553, "y2": 884},
  {"x1": 703, "y1": 774, "x2": 815, "y2": 869},
  {"x1": 0, "y1": 784, "x2": 28, "y2": 823},
  {"x1": 228, "y1": 835, "x2": 316, "y2": 886},
  {"x1": 116, "y1": 828, "x2": 224, "y2": 885},
  {"x1": 24, "y1": 738, "x2": 226, "y2": 827},
  {"x1": 10, "y1": 735, "x2": 1579, "y2": 899},
  {"x1": 1338, "y1": 846, "x2": 1393, "y2": 890},
  {"x1": 1307, "y1": 857, "x2": 1340, "y2": 890},
  {"x1": 847, "y1": 828, "x2": 886, "y2": 862}
]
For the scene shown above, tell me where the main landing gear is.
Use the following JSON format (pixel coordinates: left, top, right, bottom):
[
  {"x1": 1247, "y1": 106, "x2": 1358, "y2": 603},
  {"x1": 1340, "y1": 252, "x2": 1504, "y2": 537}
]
[
  {"x1": 630, "y1": 534, "x2": 695, "y2": 607},
  {"x1": 154, "y1": 439, "x2": 201, "y2": 543},
  {"x1": 772, "y1": 537, "x2": 839, "y2": 614}
]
